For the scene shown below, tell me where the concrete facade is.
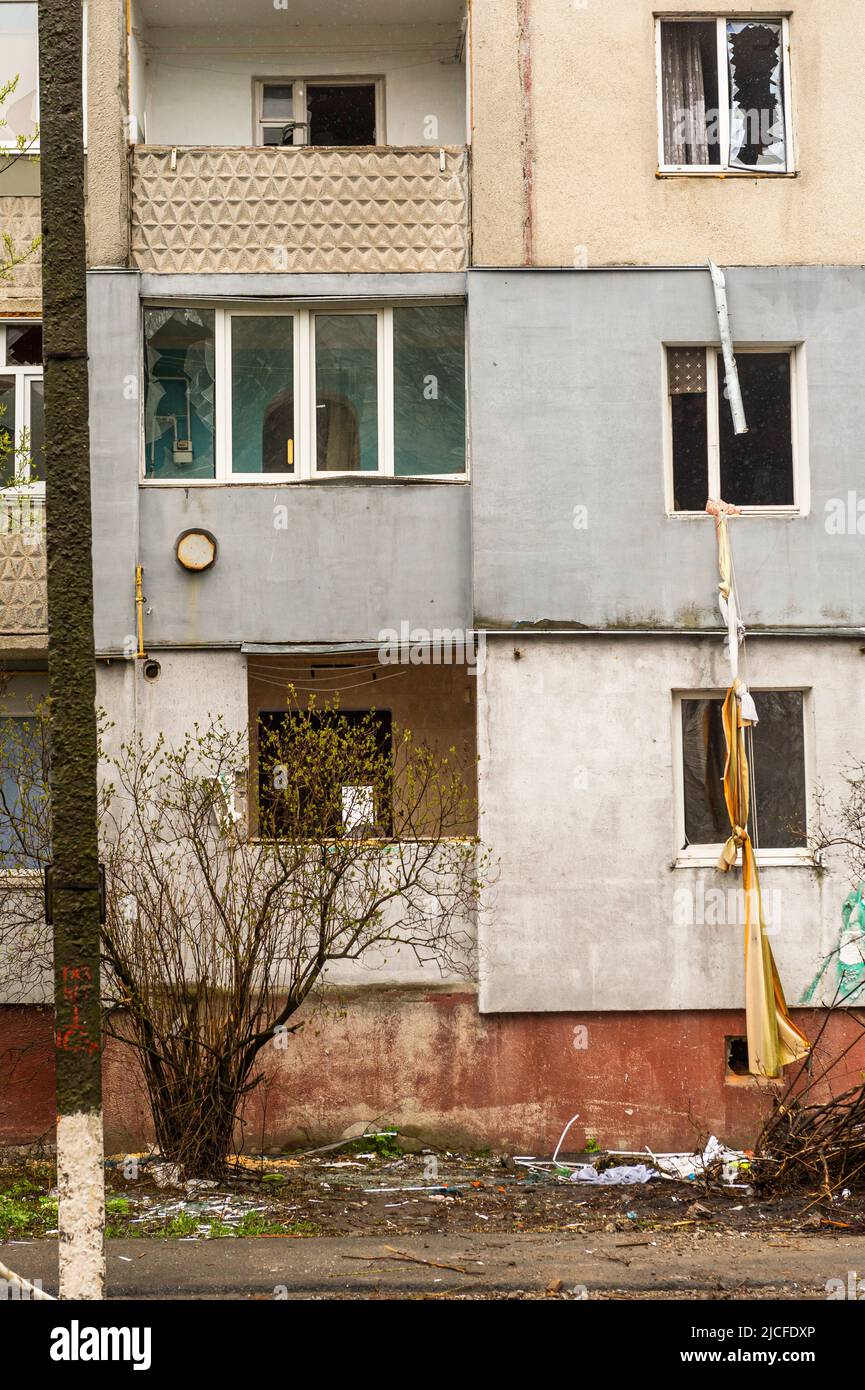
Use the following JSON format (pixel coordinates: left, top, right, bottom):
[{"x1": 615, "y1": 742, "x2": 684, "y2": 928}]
[
  {"x1": 470, "y1": 0, "x2": 865, "y2": 268},
  {"x1": 468, "y1": 266, "x2": 865, "y2": 630},
  {"x1": 3, "y1": 0, "x2": 865, "y2": 1153},
  {"x1": 477, "y1": 634, "x2": 862, "y2": 1014}
]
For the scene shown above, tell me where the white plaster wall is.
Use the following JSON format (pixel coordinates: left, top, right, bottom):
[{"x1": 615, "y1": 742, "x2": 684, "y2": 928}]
[
  {"x1": 129, "y1": 0, "x2": 147, "y2": 143},
  {"x1": 139, "y1": 25, "x2": 465, "y2": 147},
  {"x1": 477, "y1": 635, "x2": 863, "y2": 1014}
]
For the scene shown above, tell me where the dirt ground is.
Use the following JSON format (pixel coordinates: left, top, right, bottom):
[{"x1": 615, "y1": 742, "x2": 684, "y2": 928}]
[
  {"x1": 3, "y1": 1143, "x2": 864, "y2": 1298},
  {"x1": 5, "y1": 1143, "x2": 865, "y2": 1241}
]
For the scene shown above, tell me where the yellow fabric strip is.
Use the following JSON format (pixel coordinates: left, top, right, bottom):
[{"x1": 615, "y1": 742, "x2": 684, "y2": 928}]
[{"x1": 717, "y1": 686, "x2": 810, "y2": 1076}]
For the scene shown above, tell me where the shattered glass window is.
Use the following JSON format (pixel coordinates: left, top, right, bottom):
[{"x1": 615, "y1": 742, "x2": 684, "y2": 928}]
[
  {"x1": 718, "y1": 352, "x2": 793, "y2": 507},
  {"x1": 393, "y1": 306, "x2": 466, "y2": 476},
  {"x1": 230, "y1": 316, "x2": 294, "y2": 475},
  {"x1": 681, "y1": 691, "x2": 806, "y2": 850},
  {"x1": 144, "y1": 308, "x2": 216, "y2": 480},
  {"x1": 726, "y1": 20, "x2": 786, "y2": 171}
]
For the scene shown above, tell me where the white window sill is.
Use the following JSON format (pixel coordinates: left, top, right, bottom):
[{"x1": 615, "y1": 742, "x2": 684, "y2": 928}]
[
  {"x1": 139, "y1": 475, "x2": 469, "y2": 488},
  {"x1": 667, "y1": 507, "x2": 802, "y2": 520},
  {"x1": 656, "y1": 167, "x2": 797, "y2": 179},
  {"x1": 674, "y1": 848, "x2": 814, "y2": 871}
]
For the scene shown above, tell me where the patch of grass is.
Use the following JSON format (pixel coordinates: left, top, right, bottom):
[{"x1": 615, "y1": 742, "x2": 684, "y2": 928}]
[
  {"x1": 339, "y1": 1130, "x2": 403, "y2": 1161},
  {"x1": 161, "y1": 1211, "x2": 201, "y2": 1239},
  {"x1": 285, "y1": 1218, "x2": 320, "y2": 1236},
  {"x1": 0, "y1": 1191, "x2": 57, "y2": 1239}
]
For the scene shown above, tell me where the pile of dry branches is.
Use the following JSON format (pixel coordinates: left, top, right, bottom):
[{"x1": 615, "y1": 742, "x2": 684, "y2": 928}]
[{"x1": 756, "y1": 1082, "x2": 865, "y2": 1198}]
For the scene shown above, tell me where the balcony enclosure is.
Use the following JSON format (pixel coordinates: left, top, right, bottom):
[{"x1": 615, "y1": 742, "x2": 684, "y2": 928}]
[{"x1": 129, "y1": 0, "x2": 469, "y2": 274}]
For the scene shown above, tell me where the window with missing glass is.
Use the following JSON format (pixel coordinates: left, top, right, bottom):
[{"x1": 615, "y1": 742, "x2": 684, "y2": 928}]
[
  {"x1": 256, "y1": 78, "x2": 380, "y2": 147},
  {"x1": 0, "y1": 322, "x2": 43, "y2": 489},
  {"x1": 666, "y1": 346, "x2": 802, "y2": 512},
  {"x1": 257, "y1": 708, "x2": 393, "y2": 838},
  {"x1": 657, "y1": 16, "x2": 792, "y2": 173},
  {"x1": 678, "y1": 690, "x2": 807, "y2": 854},
  {"x1": 142, "y1": 304, "x2": 467, "y2": 482}
]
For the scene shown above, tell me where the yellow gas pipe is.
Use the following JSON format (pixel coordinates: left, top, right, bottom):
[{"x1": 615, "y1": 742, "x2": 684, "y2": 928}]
[{"x1": 135, "y1": 565, "x2": 146, "y2": 659}]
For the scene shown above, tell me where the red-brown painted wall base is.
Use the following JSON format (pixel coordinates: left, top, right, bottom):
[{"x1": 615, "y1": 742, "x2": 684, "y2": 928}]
[{"x1": 2, "y1": 992, "x2": 863, "y2": 1155}]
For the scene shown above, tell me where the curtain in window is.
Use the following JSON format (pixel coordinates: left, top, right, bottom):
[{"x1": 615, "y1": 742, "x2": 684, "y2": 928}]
[{"x1": 662, "y1": 25, "x2": 710, "y2": 166}]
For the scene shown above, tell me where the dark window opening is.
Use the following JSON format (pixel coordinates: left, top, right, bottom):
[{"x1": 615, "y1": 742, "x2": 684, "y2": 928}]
[
  {"x1": 726, "y1": 1035, "x2": 749, "y2": 1077},
  {"x1": 257, "y1": 708, "x2": 393, "y2": 839},
  {"x1": 681, "y1": 690, "x2": 806, "y2": 850},
  {"x1": 718, "y1": 351, "x2": 793, "y2": 506},
  {"x1": 670, "y1": 378, "x2": 709, "y2": 513},
  {"x1": 306, "y1": 84, "x2": 376, "y2": 146},
  {"x1": 669, "y1": 347, "x2": 795, "y2": 510},
  {"x1": 6, "y1": 323, "x2": 42, "y2": 366}
]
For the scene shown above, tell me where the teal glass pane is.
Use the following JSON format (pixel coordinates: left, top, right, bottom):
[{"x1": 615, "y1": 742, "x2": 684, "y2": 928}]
[
  {"x1": 231, "y1": 316, "x2": 295, "y2": 474},
  {"x1": 0, "y1": 714, "x2": 47, "y2": 869},
  {"x1": 144, "y1": 308, "x2": 215, "y2": 480},
  {"x1": 28, "y1": 377, "x2": 44, "y2": 481},
  {"x1": 0, "y1": 377, "x2": 16, "y2": 486},
  {"x1": 393, "y1": 305, "x2": 465, "y2": 476},
  {"x1": 314, "y1": 314, "x2": 378, "y2": 472}
]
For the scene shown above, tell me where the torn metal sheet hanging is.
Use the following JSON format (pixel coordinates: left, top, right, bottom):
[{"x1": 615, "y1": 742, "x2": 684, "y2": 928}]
[{"x1": 708, "y1": 260, "x2": 748, "y2": 435}]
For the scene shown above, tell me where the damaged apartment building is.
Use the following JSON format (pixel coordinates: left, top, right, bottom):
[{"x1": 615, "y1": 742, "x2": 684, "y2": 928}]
[{"x1": 2, "y1": 0, "x2": 865, "y2": 1152}]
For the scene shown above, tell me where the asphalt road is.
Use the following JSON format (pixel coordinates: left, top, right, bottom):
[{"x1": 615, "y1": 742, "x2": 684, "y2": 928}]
[{"x1": 4, "y1": 1231, "x2": 864, "y2": 1299}]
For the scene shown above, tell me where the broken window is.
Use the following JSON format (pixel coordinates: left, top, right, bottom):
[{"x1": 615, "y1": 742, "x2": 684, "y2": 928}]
[
  {"x1": 0, "y1": 322, "x2": 43, "y2": 489},
  {"x1": 393, "y1": 306, "x2": 466, "y2": 477},
  {"x1": 667, "y1": 346, "x2": 797, "y2": 511},
  {"x1": 142, "y1": 304, "x2": 466, "y2": 482},
  {"x1": 144, "y1": 308, "x2": 216, "y2": 481},
  {"x1": 658, "y1": 17, "x2": 789, "y2": 172},
  {"x1": 680, "y1": 690, "x2": 806, "y2": 851},
  {"x1": 230, "y1": 316, "x2": 295, "y2": 475},
  {"x1": 257, "y1": 708, "x2": 393, "y2": 839},
  {"x1": 307, "y1": 84, "x2": 376, "y2": 146},
  {"x1": 256, "y1": 79, "x2": 379, "y2": 147}
]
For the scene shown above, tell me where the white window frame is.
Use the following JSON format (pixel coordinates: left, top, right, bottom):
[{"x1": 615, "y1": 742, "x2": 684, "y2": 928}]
[
  {"x1": 655, "y1": 14, "x2": 794, "y2": 175},
  {"x1": 254, "y1": 76, "x2": 385, "y2": 147},
  {"x1": 0, "y1": 322, "x2": 43, "y2": 494},
  {"x1": 672, "y1": 687, "x2": 813, "y2": 869},
  {"x1": 141, "y1": 302, "x2": 468, "y2": 485},
  {"x1": 663, "y1": 342, "x2": 808, "y2": 518}
]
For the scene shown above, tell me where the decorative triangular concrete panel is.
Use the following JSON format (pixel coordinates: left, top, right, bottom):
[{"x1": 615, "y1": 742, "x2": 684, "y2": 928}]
[
  {"x1": 0, "y1": 502, "x2": 47, "y2": 635},
  {"x1": 131, "y1": 146, "x2": 469, "y2": 275}
]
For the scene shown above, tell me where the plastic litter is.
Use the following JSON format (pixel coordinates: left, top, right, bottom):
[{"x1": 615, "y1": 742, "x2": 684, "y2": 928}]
[{"x1": 568, "y1": 1163, "x2": 658, "y2": 1186}]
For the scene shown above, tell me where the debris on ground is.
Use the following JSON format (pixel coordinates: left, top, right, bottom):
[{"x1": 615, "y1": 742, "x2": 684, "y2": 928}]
[{"x1": 756, "y1": 1082, "x2": 865, "y2": 1197}]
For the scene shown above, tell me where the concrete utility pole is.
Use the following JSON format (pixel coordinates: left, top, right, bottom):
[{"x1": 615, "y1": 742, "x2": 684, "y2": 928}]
[{"x1": 38, "y1": 0, "x2": 105, "y2": 1299}]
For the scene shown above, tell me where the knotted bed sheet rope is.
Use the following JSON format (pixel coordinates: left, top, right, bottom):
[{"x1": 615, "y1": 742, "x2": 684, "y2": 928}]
[{"x1": 707, "y1": 501, "x2": 810, "y2": 1077}]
